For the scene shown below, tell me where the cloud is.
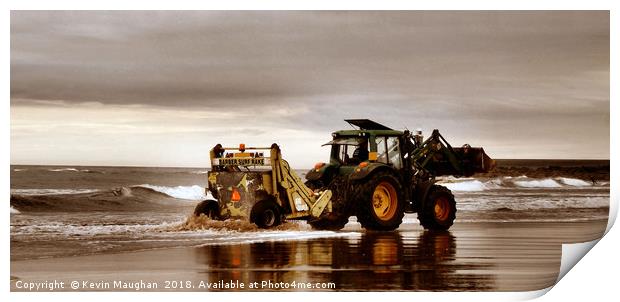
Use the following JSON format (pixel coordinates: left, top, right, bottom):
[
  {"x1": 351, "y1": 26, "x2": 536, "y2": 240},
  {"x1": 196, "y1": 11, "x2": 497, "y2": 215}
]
[{"x1": 10, "y1": 11, "x2": 610, "y2": 165}]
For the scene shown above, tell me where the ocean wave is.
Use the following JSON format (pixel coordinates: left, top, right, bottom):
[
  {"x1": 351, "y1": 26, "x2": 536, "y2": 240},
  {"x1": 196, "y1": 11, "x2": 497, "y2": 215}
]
[
  {"x1": 46, "y1": 167, "x2": 101, "y2": 173},
  {"x1": 10, "y1": 188, "x2": 100, "y2": 196},
  {"x1": 440, "y1": 180, "x2": 491, "y2": 192},
  {"x1": 10, "y1": 185, "x2": 212, "y2": 201},
  {"x1": 136, "y1": 184, "x2": 212, "y2": 201},
  {"x1": 10, "y1": 186, "x2": 196, "y2": 213},
  {"x1": 11, "y1": 221, "x2": 183, "y2": 236},
  {"x1": 11, "y1": 215, "x2": 357, "y2": 243},
  {"x1": 513, "y1": 178, "x2": 563, "y2": 188},
  {"x1": 48, "y1": 168, "x2": 81, "y2": 172},
  {"x1": 438, "y1": 176, "x2": 597, "y2": 192},
  {"x1": 558, "y1": 177, "x2": 592, "y2": 187},
  {"x1": 191, "y1": 170, "x2": 210, "y2": 174},
  {"x1": 456, "y1": 194, "x2": 609, "y2": 211}
]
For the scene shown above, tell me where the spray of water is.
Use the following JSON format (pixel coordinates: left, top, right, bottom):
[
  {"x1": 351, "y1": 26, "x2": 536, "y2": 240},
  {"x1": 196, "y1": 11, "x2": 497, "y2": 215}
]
[{"x1": 173, "y1": 214, "x2": 310, "y2": 232}]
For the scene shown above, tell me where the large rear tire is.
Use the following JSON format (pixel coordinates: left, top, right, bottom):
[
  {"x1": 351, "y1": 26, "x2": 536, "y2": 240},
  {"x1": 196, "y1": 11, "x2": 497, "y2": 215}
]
[
  {"x1": 250, "y1": 200, "x2": 282, "y2": 229},
  {"x1": 194, "y1": 199, "x2": 220, "y2": 219},
  {"x1": 417, "y1": 185, "x2": 456, "y2": 231},
  {"x1": 355, "y1": 172, "x2": 405, "y2": 231}
]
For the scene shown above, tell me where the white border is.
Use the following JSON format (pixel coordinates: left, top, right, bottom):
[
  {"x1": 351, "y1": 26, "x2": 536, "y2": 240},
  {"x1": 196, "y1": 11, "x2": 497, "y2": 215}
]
[{"x1": 3, "y1": 1, "x2": 616, "y2": 302}]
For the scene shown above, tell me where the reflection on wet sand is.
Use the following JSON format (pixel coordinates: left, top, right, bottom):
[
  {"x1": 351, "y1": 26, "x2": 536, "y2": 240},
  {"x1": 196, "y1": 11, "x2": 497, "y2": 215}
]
[{"x1": 194, "y1": 231, "x2": 495, "y2": 291}]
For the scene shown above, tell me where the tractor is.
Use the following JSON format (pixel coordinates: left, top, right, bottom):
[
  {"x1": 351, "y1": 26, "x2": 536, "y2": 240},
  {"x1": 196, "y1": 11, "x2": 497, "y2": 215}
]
[{"x1": 304, "y1": 119, "x2": 494, "y2": 231}]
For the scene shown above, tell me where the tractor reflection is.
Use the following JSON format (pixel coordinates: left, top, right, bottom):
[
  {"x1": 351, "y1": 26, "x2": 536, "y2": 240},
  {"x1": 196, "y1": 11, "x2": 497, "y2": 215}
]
[{"x1": 193, "y1": 230, "x2": 493, "y2": 291}]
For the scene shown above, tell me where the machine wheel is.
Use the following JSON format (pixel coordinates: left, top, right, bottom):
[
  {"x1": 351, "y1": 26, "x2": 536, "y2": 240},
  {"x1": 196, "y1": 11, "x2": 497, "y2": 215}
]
[
  {"x1": 194, "y1": 199, "x2": 220, "y2": 219},
  {"x1": 251, "y1": 200, "x2": 282, "y2": 229},
  {"x1": 304, "y1": 180, "x2": 324, "y2": 191},
  {"x1": 307, "y1": 177, "x2": 351, "y2": 231},
  {"x1": 355, "y1": 172, "x2": 405, "y2": 231},
  {"x1": 417, "y1": 185, "x2": 456, "y2": 231},
  {"x1": 308, "y1": 215, "x2": 349, "y2": 230}
]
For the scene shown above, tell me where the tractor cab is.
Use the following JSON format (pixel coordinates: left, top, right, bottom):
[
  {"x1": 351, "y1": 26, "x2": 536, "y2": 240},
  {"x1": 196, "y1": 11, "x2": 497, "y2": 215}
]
[
  {"x1": 324, "y1": 130, "x2": 406, "y2": 168},
  {"x1": 324, "y1": 136, "x2": 369, "y2": 166},
  {"x1": 308, "y1": 119, "x2": 408, "y2": 184}
]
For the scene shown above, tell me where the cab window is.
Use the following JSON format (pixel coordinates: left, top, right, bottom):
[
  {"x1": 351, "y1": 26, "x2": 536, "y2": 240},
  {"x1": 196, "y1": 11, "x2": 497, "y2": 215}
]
[
  {"x1": 376, "y1": 136, "x2": 387, "y2": 164},
  {"x1": 375, "y1": 136, "x2": 402, "y2": 169},
  {"x1": 339, "y1": 145, "x2": 357, "y2": 164},
  {"x1": 387, "y1": 137, "x2": 402, "y2": 169}
]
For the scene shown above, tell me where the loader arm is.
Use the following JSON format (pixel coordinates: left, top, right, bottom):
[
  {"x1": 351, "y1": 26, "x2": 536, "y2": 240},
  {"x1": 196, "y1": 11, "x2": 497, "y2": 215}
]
[
  {"x1": 274, "y1": 154, "x2": 331, "y2": 219},
  {"x1": 409, "y1": 129, "x2": 494, "y2": 177}
]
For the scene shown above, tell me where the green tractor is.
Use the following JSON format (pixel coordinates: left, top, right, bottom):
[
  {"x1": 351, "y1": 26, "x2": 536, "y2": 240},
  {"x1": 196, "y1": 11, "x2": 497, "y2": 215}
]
[{"x1": 305, "y1": 119, "x2": 494, "y2": 231}]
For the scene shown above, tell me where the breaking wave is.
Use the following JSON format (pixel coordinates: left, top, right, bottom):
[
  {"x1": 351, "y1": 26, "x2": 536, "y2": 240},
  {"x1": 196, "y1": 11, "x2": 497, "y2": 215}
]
[
  {"x1": 558, "y1": 177, "x2": 592, "y2": 187},
  {"x1": 136, "y1": 184, "x2": 212, "y2": 201},
  {"x1": 440, "y1": 179, "x2": 491, "y2": 192},
  {"x1": 438, "y1": 176, "x2": 599, "y2": 192},
  {"x1": 10, "y1": 186, "x2": 198, "y2": 213},
  {"x1": 191, "y1": 170, "x2": 210, "y2": 174},
  {"x1": 11, "y1": 206, "x2": 20, "y2": 214},
  {"x1": 513, "y1": 178, "x2": 562, "y2": 188}
]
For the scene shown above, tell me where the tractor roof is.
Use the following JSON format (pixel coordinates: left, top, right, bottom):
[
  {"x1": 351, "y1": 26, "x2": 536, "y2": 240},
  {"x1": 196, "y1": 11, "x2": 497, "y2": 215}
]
[
  {"x1": 334, "y1": 119, "x2": 403, "y2": 137},
  {"x1": 345, "y1": 119, "x2": 392, "y2": 130}
]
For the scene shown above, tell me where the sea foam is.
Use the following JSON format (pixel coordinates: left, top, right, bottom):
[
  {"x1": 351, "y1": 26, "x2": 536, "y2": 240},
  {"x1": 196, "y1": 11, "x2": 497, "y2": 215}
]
[
  {"x1": 10, "y1": 206, "x2": 20, "y2": 214},
  {"x1": 558, "y1": 177, "x2": 592, "y2": 187},
  {"x1": 513, "y1": 178, "x2": 562, "y2": 188},
  {"x1": 440, "y1": 180, "x2": 489, "y2": 192}
]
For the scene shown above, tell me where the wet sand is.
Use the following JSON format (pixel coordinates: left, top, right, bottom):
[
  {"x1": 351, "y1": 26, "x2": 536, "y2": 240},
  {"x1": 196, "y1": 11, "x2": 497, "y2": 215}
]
[{"x1": 10, "y1": 219, "x2": 607, "y2": 292}]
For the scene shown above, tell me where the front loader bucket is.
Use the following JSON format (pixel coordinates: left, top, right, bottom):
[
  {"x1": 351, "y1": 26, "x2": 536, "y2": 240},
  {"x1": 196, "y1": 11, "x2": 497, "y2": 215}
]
[
  {"x1": 430, "y1": 147, "x2": 495, "y2": 177},
  {"x1": 455, "y1": 147, "x2": 496, "y2": 176}
]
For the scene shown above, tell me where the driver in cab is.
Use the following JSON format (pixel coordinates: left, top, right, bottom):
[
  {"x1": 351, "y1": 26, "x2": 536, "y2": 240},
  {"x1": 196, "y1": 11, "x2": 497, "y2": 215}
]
[{"x1": 350, "y1": 141, "x2": 369, "y2": 164}]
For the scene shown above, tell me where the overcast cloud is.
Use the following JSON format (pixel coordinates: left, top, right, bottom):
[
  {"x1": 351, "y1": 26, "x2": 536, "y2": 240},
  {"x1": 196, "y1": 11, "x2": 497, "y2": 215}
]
[{"x1": 10, "y1": 11, "x2": 609, "y2": 167}]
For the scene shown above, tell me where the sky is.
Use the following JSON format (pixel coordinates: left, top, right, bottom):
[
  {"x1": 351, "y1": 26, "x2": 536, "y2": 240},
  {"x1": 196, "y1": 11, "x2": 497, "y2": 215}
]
[{"x1": 10, "y1": 11, "x2": 610, "y2": 168}]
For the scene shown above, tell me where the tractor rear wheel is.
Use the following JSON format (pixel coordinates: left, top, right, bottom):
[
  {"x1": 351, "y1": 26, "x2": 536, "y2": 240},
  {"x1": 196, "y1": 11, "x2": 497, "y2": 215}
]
[
  {"x1": 355, "y1": 172, "x2": 405, "y2": 231},
  {"x1": 251, "y1": 200, "x2": 282, "y2": 229},
  {"x1": 417, "y1": 185, "x2": 456, "y2": 231},
  {"x1": 194, "y1": 199, "x2": 219, "y2": 219}
]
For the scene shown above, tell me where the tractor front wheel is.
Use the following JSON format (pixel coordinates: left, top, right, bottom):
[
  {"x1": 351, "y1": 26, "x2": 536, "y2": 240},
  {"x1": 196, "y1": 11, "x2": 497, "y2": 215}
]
[
  {"x1": 307, "y1": 177, "x2": 351, "y2": 231},
  {"x1": 417, "y1": 185, "x2": 456, "y2": 231},
  {"x1": 308, "y1": 215, "x2": 349, "y2": 230},
  {"x1": 355, "y1": 172, "x2": 405, "y2": 231}
]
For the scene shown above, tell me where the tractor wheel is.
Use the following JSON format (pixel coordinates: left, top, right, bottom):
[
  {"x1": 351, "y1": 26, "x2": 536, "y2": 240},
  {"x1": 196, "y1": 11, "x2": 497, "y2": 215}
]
[
  {"x1": 304, "y1": 180, "x2": 324, "y2": 191},
  {"x1": 308, "y1": 215, "x2": 349, "y2": 231},
  {"x1": 250, "y1": 200, "x2": 282, "y2": 229},
  {"x1": 194, "y1": 199, "x2": 219, "y2": 219},
  {"x1": 307, "y1": 177, "x2": 351, "y2": 231},
  {"x1": 354, "y1": 172, "x2": 405, "y2": 231},
  {"x1": 417, "y1": 185, "x2": 456, "y2": 231}
]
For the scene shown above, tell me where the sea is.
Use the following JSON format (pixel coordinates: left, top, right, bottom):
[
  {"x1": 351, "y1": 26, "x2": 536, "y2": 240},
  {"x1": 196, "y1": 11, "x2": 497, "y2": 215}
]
[{"x1": 10, "y1": 160, "x2": 610, "y2": 261}]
